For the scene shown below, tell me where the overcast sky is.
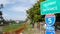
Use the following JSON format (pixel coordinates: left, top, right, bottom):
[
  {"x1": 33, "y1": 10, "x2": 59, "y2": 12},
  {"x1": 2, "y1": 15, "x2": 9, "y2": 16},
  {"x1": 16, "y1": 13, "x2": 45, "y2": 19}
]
[{"x1": 0, "y1": 0, "x2": 37, "y2": 21}]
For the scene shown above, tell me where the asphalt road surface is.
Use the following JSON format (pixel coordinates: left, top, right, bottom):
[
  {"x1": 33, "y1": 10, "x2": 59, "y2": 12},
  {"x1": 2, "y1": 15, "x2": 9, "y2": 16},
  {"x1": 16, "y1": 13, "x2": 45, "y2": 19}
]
[{"x1": 0, "y1": 26, "x2": 3, "y2": 34}]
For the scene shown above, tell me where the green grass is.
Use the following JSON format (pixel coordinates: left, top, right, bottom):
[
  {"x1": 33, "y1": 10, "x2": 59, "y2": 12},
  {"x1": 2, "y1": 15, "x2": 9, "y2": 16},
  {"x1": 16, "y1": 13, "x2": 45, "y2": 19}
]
[
  {"x1": 23, "y1": 23, "x2": 32, "y2": 34},
  {"x1": 3, "y1": 23, "x2": 24, "y2": 32}
]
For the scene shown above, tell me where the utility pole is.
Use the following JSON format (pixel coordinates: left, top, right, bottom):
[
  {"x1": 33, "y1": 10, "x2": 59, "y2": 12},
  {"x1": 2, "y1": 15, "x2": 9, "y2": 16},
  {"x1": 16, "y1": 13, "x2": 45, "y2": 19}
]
[
  {"x1": 0, "y1": 4, "x2": 4, "y2": 34},
  {"x1": 0, "y1": 4, "x2": 5, "y2": 26}
]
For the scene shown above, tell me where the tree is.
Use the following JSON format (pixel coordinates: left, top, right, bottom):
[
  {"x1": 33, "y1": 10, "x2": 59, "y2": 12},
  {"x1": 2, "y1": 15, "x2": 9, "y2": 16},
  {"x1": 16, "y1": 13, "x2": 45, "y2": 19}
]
[{"x1": 26, "y1": 0, "x2": 45, "y2": 28}]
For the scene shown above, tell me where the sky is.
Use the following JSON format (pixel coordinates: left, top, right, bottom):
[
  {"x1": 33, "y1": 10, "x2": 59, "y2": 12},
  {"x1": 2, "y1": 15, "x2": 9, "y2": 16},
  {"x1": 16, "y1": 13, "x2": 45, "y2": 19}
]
[{"x1": 0, "y1": 0, "x2": 37, "y2": 21}]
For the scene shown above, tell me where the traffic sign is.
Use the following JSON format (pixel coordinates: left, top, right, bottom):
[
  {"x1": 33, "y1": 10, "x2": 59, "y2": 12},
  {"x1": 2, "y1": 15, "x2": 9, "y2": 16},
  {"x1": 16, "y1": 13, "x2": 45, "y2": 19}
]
[
  {"x1": 40, "y1": 0, "x2": 60, "y2": 15},
  {"x1": 56, "y1": 0, "x2": 60, "y2": 12},
  {"x1": 46, "y1": 26, "x2": 55, "y2": 31},
  {"x1": 46, "y1": 0, "x2": 51, "y2": 1},
  {"x1": 45, "y1": 14, "x2": 56, "y2": 26},
  {"x1": 46, "y1": 31, "x2": 55, "y2": 34}
]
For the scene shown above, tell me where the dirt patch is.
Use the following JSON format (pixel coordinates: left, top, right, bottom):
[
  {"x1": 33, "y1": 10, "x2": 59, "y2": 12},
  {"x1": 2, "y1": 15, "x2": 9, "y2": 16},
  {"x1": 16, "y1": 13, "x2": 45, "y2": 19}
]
[{"x1": 3, "y1": 24, "x2": 26, "y2": 34}]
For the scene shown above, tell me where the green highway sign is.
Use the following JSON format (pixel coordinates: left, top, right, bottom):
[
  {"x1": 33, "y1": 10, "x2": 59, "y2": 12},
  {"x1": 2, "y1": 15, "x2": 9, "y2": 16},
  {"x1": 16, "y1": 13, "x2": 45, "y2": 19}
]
[
  {"x1": 40, "y1": 0, "x2": 60, "y2": 15},
  {"x1": 56, "y1": 0, "x2": 60, "y2": 12}
]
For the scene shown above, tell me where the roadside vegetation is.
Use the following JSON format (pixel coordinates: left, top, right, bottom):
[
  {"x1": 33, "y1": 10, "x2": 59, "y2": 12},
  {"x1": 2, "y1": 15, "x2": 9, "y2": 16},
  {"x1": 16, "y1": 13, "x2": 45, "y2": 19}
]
[{"x1": 3, "y1": 23, "x2": 24, "y2": 32}]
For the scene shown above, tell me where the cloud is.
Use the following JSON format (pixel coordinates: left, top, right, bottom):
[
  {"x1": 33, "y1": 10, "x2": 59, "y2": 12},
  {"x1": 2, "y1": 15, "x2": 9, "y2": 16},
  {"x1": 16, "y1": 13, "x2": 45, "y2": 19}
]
[
  {"x1": 12, "y1": 15, "x2": 26, "y2": 20},
  {"x1": 8, "y1": 6, "x2": 29, "y2": 12},
  {"x1": 0, "y1": 0, "x2": 15, "y2": 5},
  {"x1": 3, "y1": 13, "x2": 10, "y2": 20},
  {"x1": 3, "y1": 12, "x2": 27, "y2": 20},
  {"x1": 0, "y1": 0, "x2": 7, "y2": 4},
  {"x1": 18, "y1": 0, "x2": 37, "y2": 4},
  {"x1": 3, "y1": 13, "x2": 9, "y2": 16},
  {"x1": 3, "y1": 0, "x2": 37, "y2": 12},
  {"x1": 1, "y1": 0, "x2": 37, "y2": 20},
  {"x1": 1, "y1": 0, "x2": 37, "y2": 12},
  {"x1": 17, "y1": 0, "x2": 37, "y2": 7},
  {"x1": 3, "y1": 14, "x2": 26, "y2": 20},
  {"x1": 0, "y1": 0, "x2": 37, "y2": 5},
  {"x1": 29, "y1": 0, "x2": 37, "y2": 4}
]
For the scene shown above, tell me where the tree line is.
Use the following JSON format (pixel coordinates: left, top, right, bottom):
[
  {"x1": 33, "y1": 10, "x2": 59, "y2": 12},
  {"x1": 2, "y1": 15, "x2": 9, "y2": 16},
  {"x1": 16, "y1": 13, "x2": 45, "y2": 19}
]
[{"x1": 26, "y1": 0, "x2": 60, "y2": 24}]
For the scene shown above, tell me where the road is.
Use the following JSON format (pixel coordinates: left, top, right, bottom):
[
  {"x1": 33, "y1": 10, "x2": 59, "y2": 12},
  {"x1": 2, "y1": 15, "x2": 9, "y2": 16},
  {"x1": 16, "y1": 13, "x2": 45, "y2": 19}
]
[{"x1": 0, "y1": 26, "x2": 3, "y2": 34}]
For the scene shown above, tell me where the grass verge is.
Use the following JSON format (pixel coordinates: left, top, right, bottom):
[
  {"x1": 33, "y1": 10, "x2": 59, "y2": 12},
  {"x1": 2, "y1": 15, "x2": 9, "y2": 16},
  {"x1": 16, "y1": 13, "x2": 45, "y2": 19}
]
[{"x1": 3, "y1": 23, "x2": 24, "y2": 32}]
